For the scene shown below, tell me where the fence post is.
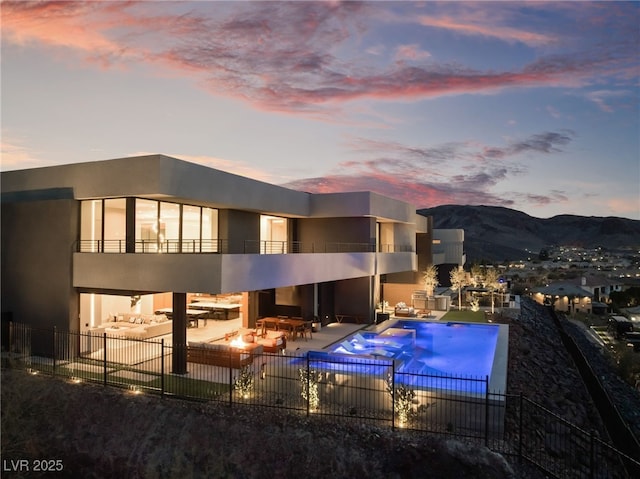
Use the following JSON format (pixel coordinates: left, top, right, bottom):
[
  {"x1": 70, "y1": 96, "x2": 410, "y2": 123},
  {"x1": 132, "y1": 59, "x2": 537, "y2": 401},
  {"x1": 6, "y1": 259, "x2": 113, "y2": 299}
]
[
  {"x1": 103, "y1": 333, "x2": 107, "y2": 386},
  {"x1": 52, "y1": 326, "x2": 57, "y2": 376},
  {"x1": 391, "y1": 360, "x2": 396, "y2": 430},
  {"x1": 160, "y1": 339, "x2": 165, "y2": 397},
  {"x1": 306, "y1": 354, "x2": 311, "y2": 417},
  {"x1": 518, "y1": 393, "x2": 524, "y2": 463},
  {"x1": 484, "y1": 376, "x2": 489, "y2": 447},
  {"x1": 229, "y1": 352, "x2": 233, "y2": 407},
  {"x1": 589, "y1": 430, "x2": 595, "y2": 479}
]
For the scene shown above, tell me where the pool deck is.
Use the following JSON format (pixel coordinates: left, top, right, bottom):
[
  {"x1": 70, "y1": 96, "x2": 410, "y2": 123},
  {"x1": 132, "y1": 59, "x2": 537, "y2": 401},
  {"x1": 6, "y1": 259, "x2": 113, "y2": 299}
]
[{"x1": 181, "y1": 309, "x2": 449, "y2": 353}]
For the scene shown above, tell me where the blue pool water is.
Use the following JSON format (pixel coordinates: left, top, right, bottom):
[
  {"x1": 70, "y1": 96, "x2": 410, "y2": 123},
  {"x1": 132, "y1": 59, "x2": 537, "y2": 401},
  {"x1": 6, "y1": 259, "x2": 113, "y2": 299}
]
[{"x1": 323, "y1": 320, "x2": 500, "y2": 380}]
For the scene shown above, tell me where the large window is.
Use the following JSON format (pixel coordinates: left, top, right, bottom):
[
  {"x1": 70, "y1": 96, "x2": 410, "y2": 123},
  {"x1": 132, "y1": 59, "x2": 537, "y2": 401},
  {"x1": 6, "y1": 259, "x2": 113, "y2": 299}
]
[
  {"x1": 260, "y1": 215, "x2": 288, "y2": 254},
  {"x1": 159, "y1": 202, "x2": 180, "y2": 252},
  {"x1": 135, "y1": 199, "x2": 159, "y2": 252},
  {"x1": 103, "y1": 198, "x2": 126, "y2": 252},
  {"x1": 201, "y1": 207, "x2": 219, "y2": 252},
  {"x1": 80, "y1": 198, "x2": 218, "y2": 253},
  {"x1": 182, "y1": 205, "x2": 201, "y2": 252},
  {"x1": 80, "y1": 200, "x2": 102, "y2": 252}
]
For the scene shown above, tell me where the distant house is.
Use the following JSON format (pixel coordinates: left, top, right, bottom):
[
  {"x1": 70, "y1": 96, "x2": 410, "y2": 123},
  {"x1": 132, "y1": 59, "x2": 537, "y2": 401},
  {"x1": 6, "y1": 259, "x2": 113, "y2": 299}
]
[
  {"x1": 531, "y1": 282, "x2": 593, "y2": 314},
  {"x1": 565, "y1": 275, "x2": 624, "y2": 303}
]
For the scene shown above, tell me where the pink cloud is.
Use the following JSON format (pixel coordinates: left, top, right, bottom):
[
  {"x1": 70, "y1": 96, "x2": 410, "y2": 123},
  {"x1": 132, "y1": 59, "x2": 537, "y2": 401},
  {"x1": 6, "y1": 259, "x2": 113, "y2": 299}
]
[
  {"x1": 417, "y1": 15, "x2": 554, "y2": 46},
  {"x1": 1, "y1": 2, "x2": 126, "y2": 56},
  {"x1": 395, "y1": 44, "x2": 431, "y2": 62},
  {"x1": 2, "y1": 1, "x2": 637, "y2": 114}
]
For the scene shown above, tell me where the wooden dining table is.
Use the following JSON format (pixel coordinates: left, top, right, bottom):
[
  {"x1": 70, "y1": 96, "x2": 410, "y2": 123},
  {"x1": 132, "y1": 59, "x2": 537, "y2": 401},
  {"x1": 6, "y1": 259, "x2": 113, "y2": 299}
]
[{"x1": 256, "y1": 317, "x2": 306, "y2": 340}]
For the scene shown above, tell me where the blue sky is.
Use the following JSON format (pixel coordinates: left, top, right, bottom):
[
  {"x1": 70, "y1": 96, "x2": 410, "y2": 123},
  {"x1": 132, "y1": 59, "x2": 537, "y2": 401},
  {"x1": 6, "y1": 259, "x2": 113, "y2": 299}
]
[{"x1": 2, "y1": 1, "x2": 639, "y2": 219}]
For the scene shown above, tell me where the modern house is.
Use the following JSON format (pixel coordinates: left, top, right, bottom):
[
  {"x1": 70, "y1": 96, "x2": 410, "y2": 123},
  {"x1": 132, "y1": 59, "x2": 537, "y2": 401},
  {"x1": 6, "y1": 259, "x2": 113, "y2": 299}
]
[
  {"x1": 1, "y1": 154, "x2": 436, "y2": 372},
  {"x1": 566, "y1": 275, "x2": 624, "y2": 304},
  {"x1": 530, "y1": 282, "x2": 594, "y2": 314}
]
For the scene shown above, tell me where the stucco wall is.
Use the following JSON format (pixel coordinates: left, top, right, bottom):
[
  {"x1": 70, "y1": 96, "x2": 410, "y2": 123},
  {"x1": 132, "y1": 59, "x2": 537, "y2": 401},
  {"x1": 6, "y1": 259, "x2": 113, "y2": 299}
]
[
  {"x1": 297, "y1": 217, "x2": 375, "y2": 250},
  {"x1": 219, "y1": 209, "x2": 260, "y2": 253},
  {"x1": 1, "y1": 199, "x2": 78, "y2": 331}
]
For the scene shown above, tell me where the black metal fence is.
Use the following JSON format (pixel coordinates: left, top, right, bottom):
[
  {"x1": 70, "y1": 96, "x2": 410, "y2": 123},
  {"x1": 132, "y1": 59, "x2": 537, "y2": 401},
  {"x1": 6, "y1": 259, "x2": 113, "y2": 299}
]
[{"x1": 3, "y1": 322, "x2": 639, "y2": 478}]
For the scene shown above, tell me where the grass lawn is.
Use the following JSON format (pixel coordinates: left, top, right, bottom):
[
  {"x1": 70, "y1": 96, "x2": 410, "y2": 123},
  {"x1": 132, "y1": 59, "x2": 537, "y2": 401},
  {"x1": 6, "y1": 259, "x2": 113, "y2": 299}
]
[{"x1": 441, "y1": 310, "x2": 489, "y2": 323}]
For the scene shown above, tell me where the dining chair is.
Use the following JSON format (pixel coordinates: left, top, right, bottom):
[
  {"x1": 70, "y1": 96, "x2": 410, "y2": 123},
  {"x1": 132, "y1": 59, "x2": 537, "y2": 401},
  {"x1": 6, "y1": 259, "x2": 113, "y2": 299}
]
[
  {"x1": 297, "y1": 321, "x2": 313, "y2": 341},
  {"x1": 277, "y1": 322, "x2": 294, "y2": 340},
  {"x1": 263, "y1": 318, "x2": 279, "y2": 333}
]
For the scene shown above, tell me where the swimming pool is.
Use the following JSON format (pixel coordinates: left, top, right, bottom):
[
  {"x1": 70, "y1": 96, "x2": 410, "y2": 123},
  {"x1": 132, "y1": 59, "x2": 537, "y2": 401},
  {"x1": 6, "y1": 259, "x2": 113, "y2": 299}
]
[
  {"x1": 284, "y1": 319, "x2": 508, "y2": 434},
  {"x1": 322, "y1": 319, "x2": 508, "y2": 393}
]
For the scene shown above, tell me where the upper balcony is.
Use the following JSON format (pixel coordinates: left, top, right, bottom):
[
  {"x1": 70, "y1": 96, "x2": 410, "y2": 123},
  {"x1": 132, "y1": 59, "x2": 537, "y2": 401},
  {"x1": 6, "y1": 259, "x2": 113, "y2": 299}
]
[{"x1": 73, "y1": 239, "x2": 416, "y2": 294}]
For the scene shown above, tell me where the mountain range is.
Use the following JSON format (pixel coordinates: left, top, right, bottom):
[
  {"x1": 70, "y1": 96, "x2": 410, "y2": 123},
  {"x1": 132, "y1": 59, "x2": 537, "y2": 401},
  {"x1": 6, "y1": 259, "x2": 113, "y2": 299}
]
[{"x1": 417, "y1": 205, "x2": 640, "y2": 263}]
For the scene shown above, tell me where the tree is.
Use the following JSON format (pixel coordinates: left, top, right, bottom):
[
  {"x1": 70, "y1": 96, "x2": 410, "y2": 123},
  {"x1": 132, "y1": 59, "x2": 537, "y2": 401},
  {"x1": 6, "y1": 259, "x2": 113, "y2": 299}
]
[
  {"x1": 482, "y1": 268, "x2": 501, "y2": 314},
  {"x1": 470, "y1": 264, "x2": 484, "y2": 287},
  {"x1": 422, "y1": 265, "x2": 439, "y2": 297},
  {"x1": 449, "y1": 266, "x2": 468, "y2": 310}
]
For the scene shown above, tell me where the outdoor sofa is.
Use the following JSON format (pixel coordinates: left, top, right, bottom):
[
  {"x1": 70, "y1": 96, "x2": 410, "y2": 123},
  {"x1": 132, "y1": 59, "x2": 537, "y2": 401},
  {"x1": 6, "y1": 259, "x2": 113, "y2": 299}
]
[
  {"x1": 187, "y1": 340, "x2": 263, "y2": 368},
  {"x1": 93, "y1": 313, "x2": 172, "y2": 340}
]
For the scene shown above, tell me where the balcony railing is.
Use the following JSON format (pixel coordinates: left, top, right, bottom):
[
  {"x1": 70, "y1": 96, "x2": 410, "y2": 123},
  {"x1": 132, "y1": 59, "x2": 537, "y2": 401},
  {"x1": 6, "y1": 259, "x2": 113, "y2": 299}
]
[{"x1": 76, "y1": 240, "x2": 415, "y2": 254}]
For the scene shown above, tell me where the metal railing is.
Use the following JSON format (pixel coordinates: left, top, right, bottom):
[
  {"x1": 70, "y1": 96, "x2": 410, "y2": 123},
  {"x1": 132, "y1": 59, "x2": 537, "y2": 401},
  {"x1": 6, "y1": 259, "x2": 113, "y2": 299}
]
[
  {"x1": 4, "y1": 322, "x2": 637, "y2": 478},
  {"x1": 76, "y1": 239, "x2": 413, "y2": 254},
  {"x1": 76, "y1": 239, "x2": 227, "y2": 254}
]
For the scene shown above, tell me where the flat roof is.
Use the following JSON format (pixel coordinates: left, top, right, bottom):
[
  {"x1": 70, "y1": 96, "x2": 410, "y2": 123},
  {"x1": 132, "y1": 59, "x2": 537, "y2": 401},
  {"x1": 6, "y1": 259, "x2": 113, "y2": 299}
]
[{"x1": 1, "y1": 154, "x2": 422, "y2": 223}]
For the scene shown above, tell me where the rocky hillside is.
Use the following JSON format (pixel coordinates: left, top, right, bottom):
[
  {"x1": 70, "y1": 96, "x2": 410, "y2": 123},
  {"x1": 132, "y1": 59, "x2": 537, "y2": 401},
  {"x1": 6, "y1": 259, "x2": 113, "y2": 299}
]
[{"x1": 418, "y1": 205, "x2": 640, "y2": 262}]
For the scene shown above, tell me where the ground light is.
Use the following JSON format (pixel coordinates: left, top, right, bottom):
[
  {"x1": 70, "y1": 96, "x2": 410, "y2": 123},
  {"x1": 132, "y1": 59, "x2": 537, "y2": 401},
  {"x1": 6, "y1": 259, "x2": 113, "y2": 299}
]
[{"x1": 128, "y1": 384, "x2": 143, "y2": 395}]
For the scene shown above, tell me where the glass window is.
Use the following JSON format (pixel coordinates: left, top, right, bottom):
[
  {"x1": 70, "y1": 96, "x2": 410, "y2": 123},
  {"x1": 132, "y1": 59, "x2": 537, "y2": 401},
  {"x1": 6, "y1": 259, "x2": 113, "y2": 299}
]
[
  {"x1": 103, "y1": 198, "x2": 126, "y2": 252},
  {"x1": 201, "y1": 207, "x2": 219, "y2": 252},
  {"x1": 159, "y1": 202, "x2": 180, "y2": 253},
  {"x1": 80, "y1": 200, "x2": 103, "y2": 252},
  {"x1": 135, "y1": 199, "x2": 158, "y2": 252},
  {"x1": 182, "y1": 205, "x2": 201, "y2": 252},
  {"x1": 260, "y1": 215, "x2": 288, "y2": 254}
]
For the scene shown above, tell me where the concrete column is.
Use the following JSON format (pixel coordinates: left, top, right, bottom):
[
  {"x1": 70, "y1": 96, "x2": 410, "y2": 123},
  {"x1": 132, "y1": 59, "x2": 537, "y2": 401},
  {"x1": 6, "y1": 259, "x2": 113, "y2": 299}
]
[
  {"x1": 126, "y1": 198, "x2": 136, "y2": 253},
  {"x1": 172, "y1": 292, "x2": 188, "y2": 374}
]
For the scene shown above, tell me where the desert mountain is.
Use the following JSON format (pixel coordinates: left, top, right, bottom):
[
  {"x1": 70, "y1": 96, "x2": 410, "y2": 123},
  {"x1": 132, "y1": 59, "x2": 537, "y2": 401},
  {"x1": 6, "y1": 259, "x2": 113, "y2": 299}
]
[{"x1": 418, "y1": 205, "x2": 640, "y2": 263}]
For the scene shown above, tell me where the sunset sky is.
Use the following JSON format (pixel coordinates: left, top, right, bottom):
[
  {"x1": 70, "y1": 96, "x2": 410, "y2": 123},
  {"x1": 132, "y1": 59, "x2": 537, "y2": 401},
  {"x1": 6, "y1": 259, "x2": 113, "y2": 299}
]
[{"x1": 2, "y1": 1, "x2": 639, "y2": 219}]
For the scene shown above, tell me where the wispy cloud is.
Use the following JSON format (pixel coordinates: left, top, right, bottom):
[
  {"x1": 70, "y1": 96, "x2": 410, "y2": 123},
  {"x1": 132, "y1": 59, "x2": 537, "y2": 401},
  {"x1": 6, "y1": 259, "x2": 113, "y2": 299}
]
[
  {"x1": 586, "y1": 90, "x2": 634, "y2": 113},
  {"x1": 0, "y1": 139, "x2": 51, "y2": 170},
  {"x1": 417, "y1": 15, "x2": 554, "y2": 47},
  {"x1": 395, "y1": 44, "x2": 431, "y2": 62},
  {"x1": 2, "y1": 1, "x2": 637, "y2": 114},
  {"x1": 283, "y1": 130, "x2": 576, "y2": 209}
]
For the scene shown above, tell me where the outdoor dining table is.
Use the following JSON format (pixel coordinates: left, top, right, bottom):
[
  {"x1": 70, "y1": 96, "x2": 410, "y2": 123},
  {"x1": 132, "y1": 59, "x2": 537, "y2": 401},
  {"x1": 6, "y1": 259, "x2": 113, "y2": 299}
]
[{"x1": 256, "y1": 317, "x2": 306, "y2": 340}]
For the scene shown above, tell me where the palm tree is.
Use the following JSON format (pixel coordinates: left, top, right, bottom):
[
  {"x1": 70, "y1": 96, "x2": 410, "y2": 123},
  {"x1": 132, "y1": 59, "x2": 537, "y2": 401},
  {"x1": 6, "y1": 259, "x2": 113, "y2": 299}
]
[
  {"x1": 449, "y1": 266, "x2": 468, "y2": 310},
  {"x1": 422, "y1": 265, "x2": 439, "y2": 297}
]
